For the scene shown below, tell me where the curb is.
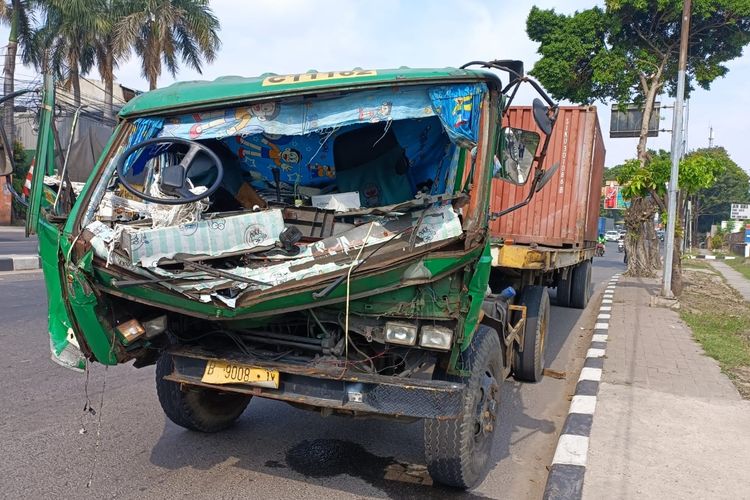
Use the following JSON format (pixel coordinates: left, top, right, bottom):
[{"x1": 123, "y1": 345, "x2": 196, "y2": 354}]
[
  {"x1": 0, "y1": 254, "x2": 41, "y2": 271},
  {"x1": 543, "y1": 273, "x2": 620, "y2": 500},
  {"x1": 688, "y1": 254, "x2": 736, "y2": 260}
]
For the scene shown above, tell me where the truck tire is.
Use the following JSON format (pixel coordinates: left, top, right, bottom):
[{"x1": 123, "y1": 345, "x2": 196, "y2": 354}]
[
  {"x1": 424, "y1": 326, "x2": 502, "y2": 489},
  {"x1": 556, "y1": 271, "x2": 573, "y2": 308},
  {"x1": 155, "y1": 354, "x2": 251, "y2": 433},
  {"x1": 570, "y1": 260, "x2": 592, "y2": 309},
  {"x1": 512, "y1": 285, "x2": 549, "y2": 382}
]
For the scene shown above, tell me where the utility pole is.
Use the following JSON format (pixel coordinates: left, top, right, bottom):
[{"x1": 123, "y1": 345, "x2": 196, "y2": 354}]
[{"x1": 662, "y1": 0, "x2": 691, "y2": 298}]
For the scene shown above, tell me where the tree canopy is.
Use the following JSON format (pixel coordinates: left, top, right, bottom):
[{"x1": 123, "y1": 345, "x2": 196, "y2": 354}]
[
  {"x1": 527, "y1": 1, "x2": 750, "y2": 165},
  {"x1": 527, "y1": 1, "x2": 750, "y2": 105}
]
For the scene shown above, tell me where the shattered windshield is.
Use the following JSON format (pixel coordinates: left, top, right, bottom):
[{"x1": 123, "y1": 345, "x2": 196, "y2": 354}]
[{"x1": 81, "y1": 82, "x2": 487, "y2": 308}]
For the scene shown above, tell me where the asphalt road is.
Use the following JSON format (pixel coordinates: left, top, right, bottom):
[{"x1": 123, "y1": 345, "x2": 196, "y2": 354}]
[
  {"x1": 0, "y1": 228, "x2": 38, "y2": 255},
  {"x1": 0, "y1": 244, "x2": 625, "y2": 499}
]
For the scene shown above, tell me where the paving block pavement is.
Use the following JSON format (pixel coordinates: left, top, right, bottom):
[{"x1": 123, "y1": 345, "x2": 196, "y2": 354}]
[{"x1": 582, "y1": 277, "x2": 750, "y2": 499}]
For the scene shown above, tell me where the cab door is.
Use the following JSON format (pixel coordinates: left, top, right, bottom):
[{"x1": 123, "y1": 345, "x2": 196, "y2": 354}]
[{"x1": 25, "y1": 74, "x2": 86, "y2": 370}]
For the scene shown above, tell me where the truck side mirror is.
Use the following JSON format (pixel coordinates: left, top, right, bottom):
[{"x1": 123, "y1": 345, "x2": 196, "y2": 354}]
[
  {"x1": 532, "y1": 98, "x2": 553, "y2": 136},
  {"x1": 494, "y1": 127, "x2": 540, "y2": 185}
]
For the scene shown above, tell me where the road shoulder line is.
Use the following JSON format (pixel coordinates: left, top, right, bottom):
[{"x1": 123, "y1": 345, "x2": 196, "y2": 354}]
[{"x1": 543, "y1": 274, "x2": 620, "y2": 500}]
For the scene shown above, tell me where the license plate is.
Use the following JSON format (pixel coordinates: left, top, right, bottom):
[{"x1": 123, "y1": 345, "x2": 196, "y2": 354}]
[{"x1": 201, "y1": 360, "x2": 280, "y2": 389}]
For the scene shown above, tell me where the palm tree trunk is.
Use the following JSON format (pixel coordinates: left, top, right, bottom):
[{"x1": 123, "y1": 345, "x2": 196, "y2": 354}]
[
  {"x1": 3, "y1": 10, "x2": 19, "y2": 147},
  {"x1": 70, "y1": 62, "x2": 81, "y2": 108},
  {"x1": 149, "y1": 72, "x2": 157, "y2": 90},
  {"x1": 103, "y1": 51, "x2": 114, "y2": 121}
]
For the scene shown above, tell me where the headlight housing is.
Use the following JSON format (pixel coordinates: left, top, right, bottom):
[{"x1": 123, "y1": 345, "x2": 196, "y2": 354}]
[
  {"x1": 420, "y1": 325, "x2": 453, "y2": 350},
  {"x1": 384, "y1": 322, "x2": 418, "y2": 346}
]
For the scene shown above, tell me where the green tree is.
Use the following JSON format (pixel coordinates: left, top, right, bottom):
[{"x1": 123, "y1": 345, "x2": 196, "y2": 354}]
[
  {"x1": 527, "y1": 1, "x2": 750, "y2": 167},
  {"x1": 618, "y1": 148, "x2": 727, "y2": 294},
  {"x1": 693, "y1": 147, "x2": 750, "y2": 234},
  {"x1": 1, "y1": 0, "x2": 35, "y2": 145},
  {"x1": 116, "y1": 0, "x2": 220, "y2": 90}
]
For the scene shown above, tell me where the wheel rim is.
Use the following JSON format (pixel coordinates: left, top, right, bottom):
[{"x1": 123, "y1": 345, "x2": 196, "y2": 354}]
[{"x1": 473, "y1": 368, "x2": 500, "y2": 443}]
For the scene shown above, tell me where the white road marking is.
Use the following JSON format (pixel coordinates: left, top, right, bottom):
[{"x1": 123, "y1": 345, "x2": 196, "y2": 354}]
[
  {"x1": 569, "y1": 395, "x2": 597, "y2": 415},
  {"x1": 586, "y1": 348, "x2": 606, "y2": 358},
  {"x1": 592, "y1": 334, "x2": 608, "y2": 342},
  {"x1": 552, "y1": 434, "x2": 590, "y2": 466},
  {"x1": 594, "y1": 323, "x2": 609, "y2": 330},
  {"x1": 579, "y1": 367, "x2": 602, "y2": 381}
]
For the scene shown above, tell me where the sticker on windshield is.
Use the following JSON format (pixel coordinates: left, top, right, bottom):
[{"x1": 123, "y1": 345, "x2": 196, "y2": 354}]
[{"x1": 262, "y1": 70, "x2": 377, "y2": 86}]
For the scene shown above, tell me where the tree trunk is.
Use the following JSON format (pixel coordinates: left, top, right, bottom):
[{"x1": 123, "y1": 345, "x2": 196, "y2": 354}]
[
  {"x1": 671, "y1": 213, "x2": 684, "y2": 296},
  {"x1": 103, "y1": 50, "x2": 114, "y2": 121},
  {"x1": 624, "y1": 196, "x2": 658, "y2": 277},
  {"x1": 71, "y1": 61, "x2": 81, "y2": 108},
  {"x1": 3, "y1": 12, "x2": 19, "y2": 148},
  {"x1": 635, "y1": 62, "x2": 666, "y2": 168},
  {"x1": 149, "y1": 72, "x2": 157, "y2": 90}
]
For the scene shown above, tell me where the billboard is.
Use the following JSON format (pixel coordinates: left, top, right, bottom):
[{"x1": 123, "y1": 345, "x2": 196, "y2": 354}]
[
  {"x1": 610, "y1": 102, "x2": 660, "y2": 139},
  {"x1": 730, "y1": 203, "x2": 750, "y2": 220},
  {"x1": 602, "y1": 183, "x2": 630, "y2": 210}
]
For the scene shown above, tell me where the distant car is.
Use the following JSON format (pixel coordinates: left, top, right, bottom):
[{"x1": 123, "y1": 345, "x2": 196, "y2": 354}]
[{"x1": 605, "y1": 230, "x2": 620, "y2": 242}]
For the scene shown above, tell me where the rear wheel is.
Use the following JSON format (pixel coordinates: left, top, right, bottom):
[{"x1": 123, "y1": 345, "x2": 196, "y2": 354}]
[
  {"x1": 556, "y1": 271, "x2": 573, "y2": 308},
  {"x1": 512, "y1": 286, "x2": 549, "y2": 382},
  {"x1": 155, "y1": 354, "x2": 251, "y2": 433},
  {"x1": 570, "y1": 260, "x2": 592, "y2": 309},
  {"x1": 424, "y1": 326, "x2": 502, "y2": 489}
]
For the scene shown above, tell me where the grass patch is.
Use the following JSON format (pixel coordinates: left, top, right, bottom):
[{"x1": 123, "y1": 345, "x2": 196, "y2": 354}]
[
  {"x1": 680, "y1": 269, "x2": 750, "y2": 398},
  {"x1": 682, "y1": 312, "x2": 750, "y2": 370}
]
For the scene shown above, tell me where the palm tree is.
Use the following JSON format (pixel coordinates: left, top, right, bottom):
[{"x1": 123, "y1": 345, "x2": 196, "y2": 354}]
[
  {"x1": 37, "y1": 0, "x2": 104, "y2": 107},
  {"x1": 116, "y1": 0, "x2": 220, "y2": 90},
  {"x1": 92, "y1": 0, "x2": 129, "y2": 120},
  {"x1": 1, "y1": 0, "x2": 35, "y2": 145}
]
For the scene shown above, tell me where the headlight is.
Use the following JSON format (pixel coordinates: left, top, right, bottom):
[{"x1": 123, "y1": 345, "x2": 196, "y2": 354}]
[
  {"x1": 420, "y1": 325, "x2": 453, "y2": 350},
  {"x1": 385, "y1": 322, "x2": 418, "y2": 346},
  {"x1": 116, "y1": 319, "x2": 146, "y2": 344}
]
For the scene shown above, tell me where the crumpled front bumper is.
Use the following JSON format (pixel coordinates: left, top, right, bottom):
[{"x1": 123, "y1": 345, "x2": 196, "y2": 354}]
[{"x1": 163, "y1": 347, "x2": 465, "y2": 419}]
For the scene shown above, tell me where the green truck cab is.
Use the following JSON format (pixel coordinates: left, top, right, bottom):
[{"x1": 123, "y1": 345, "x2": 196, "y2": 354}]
[{"x1": 15, "y1": 61, "x2": 559, "y2": 489}]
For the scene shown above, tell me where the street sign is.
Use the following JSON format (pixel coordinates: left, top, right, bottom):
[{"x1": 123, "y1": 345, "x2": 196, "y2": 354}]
[
  {"x1": 610, "y1": 102, "x2": 660, "y2": 138},
  {"x1": 730, "y1": 203, "x2": 750, "y2": 220},
  {"x1": 745, "y1": 224, "x2": 750, "y2": 244}
]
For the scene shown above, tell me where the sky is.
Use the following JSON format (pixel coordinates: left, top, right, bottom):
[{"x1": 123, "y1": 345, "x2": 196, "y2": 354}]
[{"x1": 1, "y1": 0, "x2": 749, "y2": 169}]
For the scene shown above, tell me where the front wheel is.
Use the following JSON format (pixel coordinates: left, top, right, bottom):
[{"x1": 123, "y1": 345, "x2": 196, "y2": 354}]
[
  {"x1": 155, "y1": 354, "x2": 252, "y2": 433},
  {"x1": 424, "y1": 326, "x2": 503, "y2": 489}
]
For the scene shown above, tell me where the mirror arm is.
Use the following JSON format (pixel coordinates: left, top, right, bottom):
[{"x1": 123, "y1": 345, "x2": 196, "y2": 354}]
[
  {"x1": 490, "y1": 168, "x2": 544, "y2": 220},
  {"x1": 490, "y1": 129, "x2": 555, "y2": 221},
  {"x1": 502, "y1": 80, "x2": 523, "y2": 112}
]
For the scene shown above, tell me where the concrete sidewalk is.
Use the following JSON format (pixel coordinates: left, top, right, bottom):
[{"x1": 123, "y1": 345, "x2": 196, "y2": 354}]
[
  {"x1": 582, "y1": 277, "x2": 750, "y2": 499},
  {"x1": 710, "y1": 261, "x2": 750, "y2": 301}
]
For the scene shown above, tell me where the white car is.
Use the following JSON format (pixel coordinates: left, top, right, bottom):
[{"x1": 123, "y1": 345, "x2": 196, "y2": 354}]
[{"x1": 605, "y1": 230, "x2": 620, "y2": 242}]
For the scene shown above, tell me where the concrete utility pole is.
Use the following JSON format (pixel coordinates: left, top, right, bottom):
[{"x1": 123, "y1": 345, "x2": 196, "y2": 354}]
[{"x1": 662, "y1": 0, "x2": 691, "y2": 298}]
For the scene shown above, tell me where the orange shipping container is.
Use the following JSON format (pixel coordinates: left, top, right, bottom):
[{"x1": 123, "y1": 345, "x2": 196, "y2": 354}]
[{"x1": 490, "y1": 106, "x2": 605, "y2": 248}]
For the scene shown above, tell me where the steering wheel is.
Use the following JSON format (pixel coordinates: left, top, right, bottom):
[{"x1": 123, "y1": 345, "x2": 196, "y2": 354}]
[{"x1": 115, "y1": 137, "x2": 224, "y2": 205}]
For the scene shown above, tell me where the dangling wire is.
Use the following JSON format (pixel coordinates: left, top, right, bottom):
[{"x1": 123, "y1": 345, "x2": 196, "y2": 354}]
[{"x1": 344, "y1": 222, "x2": 375, "y2": 360}]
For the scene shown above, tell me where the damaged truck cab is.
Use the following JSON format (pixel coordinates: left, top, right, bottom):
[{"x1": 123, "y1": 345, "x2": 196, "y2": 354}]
[{"x1": 26, "y1": 62, "x2": 558, "y2": 489}]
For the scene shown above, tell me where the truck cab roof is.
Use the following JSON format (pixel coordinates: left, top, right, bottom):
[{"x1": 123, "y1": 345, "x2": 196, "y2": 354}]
[{"x1": 119, "y1": 67, "x2": 501, "y2": 118}]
